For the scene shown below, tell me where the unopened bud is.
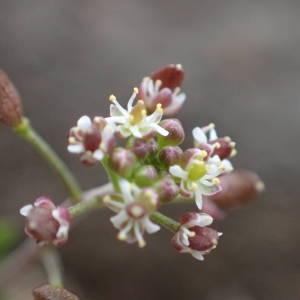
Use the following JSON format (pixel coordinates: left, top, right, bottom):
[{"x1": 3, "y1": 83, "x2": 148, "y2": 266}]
[
  {"x1": 210, "y1": 138, "x2": 235, "y2": 159},
  {"x1": 134, "y1": 165, "x2": 158, "y2": 187},
  {"x1": 0, "y1": 70, "x2": 23, "y2": 127},
  {"x1": 208, "y1": 170, "x2": 264, "y2": 209},
  {"x1": 109, "y1": 148, "x2": 137, "y2": 177},
  {"x1": 158, "y1": 119, "x2": 185, "y2": 147},
  {"x1": 151, "y1": 64, "x2": 184, "y2": 90},
  {"x1": 33, "y1": 284, "x2": 79, "y2": 300},
  {"x1": 20, "y1": 197, "x2": 71, "y2": 247},
  {"x1": 131, "y1": 138, "x2": 157, "y2": 159},
  {"x1": 155, "y1": 176, "x2": 179, "y2": 203},
  {"x1": 159, "y1": 146, "x2": 183, "y2": 166}
]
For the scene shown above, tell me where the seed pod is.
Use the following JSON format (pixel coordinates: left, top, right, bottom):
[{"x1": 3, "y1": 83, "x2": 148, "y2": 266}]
[
  {"x1": 0, "y1": 70, "x2": 23, "y2": 127},
  {"x1": 32, "y1": 284, "x2": 79, "y2": 300}
]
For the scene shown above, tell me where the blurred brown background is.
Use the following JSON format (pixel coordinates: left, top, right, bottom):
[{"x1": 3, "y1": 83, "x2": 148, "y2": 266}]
[{"x1": 0, "y1": 0, "x2": 299, "y2": 299}]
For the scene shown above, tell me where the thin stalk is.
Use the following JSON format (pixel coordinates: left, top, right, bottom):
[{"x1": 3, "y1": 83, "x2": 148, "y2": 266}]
[
  {"x1": 150, "y1": 211, "x2": 180, "y2": 233},
  {"x1": 41, "y1": 246, "x2": 63, "y2": 287},
  {"x1": 14, "y1": 118, "x2": 82, "y2": 202}
]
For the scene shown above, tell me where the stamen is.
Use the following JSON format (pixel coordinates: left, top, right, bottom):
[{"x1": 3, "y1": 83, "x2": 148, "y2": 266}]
[{"x1": 212, "y1": 178, "x2": 220, "y2": 184}]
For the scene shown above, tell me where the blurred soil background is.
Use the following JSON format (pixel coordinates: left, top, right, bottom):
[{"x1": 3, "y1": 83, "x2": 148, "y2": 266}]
[{"x1": 0, "y1": 0, "x2": 300, "y2": 299}]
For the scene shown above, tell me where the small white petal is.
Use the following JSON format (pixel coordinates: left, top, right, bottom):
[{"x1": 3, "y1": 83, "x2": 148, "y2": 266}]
[
  {"x1": 142, "y1": 218, "x2": 160, "y2": 234},
  {"x1": 191, "y1": 251, "x2": 204, "y2": 261},
  {"x1": 110, "y1": 211, "x2": 128, "y2": 229},
  {"x1": 209, "y1": 128, "x2": 218, "y2": 141},
  {"x1": 152, "y1": 124, "x2": 169, "y2": 136},
  {"x1": 77, "y1": 116, "x2": 92, "y2": 132},
  {"x1": 20, "y1": 205, "x2": 33, "y2": 216},
  {"x1": 67, "y1": 144, "x2": 85, "y2": 154},
  {"x1": 169, "y1": 165, "x2": 187, "y2": 179},
  {"x1": 192, "y1": 127, "x2": 207, "y2": 144},
  {"x1": 195, "y1": 189, "x2": 203, "y2": 209},
  {"x1": 92, "y1": 149, "x2": 104, "y2": 161}
]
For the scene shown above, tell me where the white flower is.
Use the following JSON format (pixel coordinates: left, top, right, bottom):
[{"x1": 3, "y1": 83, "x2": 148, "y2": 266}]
[
  {"x1": 171, "y1": 212, "x2": 222, "y2": 261},
  {"x1": 169, "y1": 153, "x2": 228, "y2": 210},
  {"x1": 140, "y1": 77, "x2": 186, "y2": 115},
  {"x1": 192, "y1": 123, "x2": 237, "y2": 159},
  {"x1": 67, "y1": 115, "x2": 115, "y2": 165},
  {"x1": 106, "y1": 88, "x2": 169, "y2": 138},
  {"x1": 104, "y1": 179, "x2": 160, "y2": 248}
]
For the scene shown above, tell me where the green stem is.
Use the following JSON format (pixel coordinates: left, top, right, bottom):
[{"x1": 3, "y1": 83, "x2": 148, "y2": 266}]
[
  {"x1": 102, "y1": 157, "x2": 120, "y2": 192},
  {"x1": 41, "y1": 246, "x2": 63, "y2": 288},
  {"x1": 150, "y1": 212, "x2": 180, "y2": 233},
  {"x1": 13, "y1": 118, "x2": 82, "y2": 202}
]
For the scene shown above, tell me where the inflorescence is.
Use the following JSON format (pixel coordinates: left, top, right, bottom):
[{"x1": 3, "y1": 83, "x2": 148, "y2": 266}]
[{"x1": 17, "y1": 64, "x2": 263, "y2": 261}]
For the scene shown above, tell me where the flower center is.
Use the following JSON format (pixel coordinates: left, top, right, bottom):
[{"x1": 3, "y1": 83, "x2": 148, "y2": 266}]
[
  {"x1": 187, "y1": 161, "x2": 207, "y2": 181},
  {"x1": 130, "y1": 100, "x2": 147, "y2": 125}
]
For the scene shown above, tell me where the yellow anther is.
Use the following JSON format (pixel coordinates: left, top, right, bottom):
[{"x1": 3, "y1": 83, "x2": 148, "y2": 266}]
[
  {"x1": 224, "y1": 136, "x2": 231, "y2": 142},
  {"x1": 230, "y1": 141, "x2": 236, "y2": 147},
  {"x1": 176, "y1": 64, "x2": 183, "y2": 70},
  {"x1": 188, "y1": 231, "x2": 196, "y2": 237},
  {"x1": 68, "y1": 137, "x2": 76, "y2": 144},
  {"x1": 138, "y1": 240, "x2": 146, "y2": 248},
  {"x1": 200, "y1": 150, "x2": 208, "y2": 158},
  {"x1": 143, "y1": 76, "x2": 150, "y2": 82},
  {"x1": 255, "y1": 181, "x2": 265, "y2": 192},
  {"x1": 212, "y1": 178, "x2": 220, "y2": 184},
  {"x1": 215, "y1": 142, "x2": 221, "y2": 149},
  {"x1": 155, "y1": 103, "x2": 164, "y2": 114},
  {"x1": 133, "y1": 87, "x2": 139, "y2": 94},
  {"x1": 130, "y1": 100, "x2": 146, "y2": 125},
  {"x1": 118, "y1": 232, "x2": 127, "y2": 241},
  {"x1": 230, "y1": 149, "x2": 237, "y2": 157},
  {"x1": 209, "y1": 123, "x2": 215, "y2": 129},
  {"x1": 109, "y1": 94, "x2": 116, "y2": 102},
  {"x1": 103, "y1": 195, "x2": 111, "y2": 204},
  {"x1": 218, "y1": 164, "x2": 225, "y2": 170}
]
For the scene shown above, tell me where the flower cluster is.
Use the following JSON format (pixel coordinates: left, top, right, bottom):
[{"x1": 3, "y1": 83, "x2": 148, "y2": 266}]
[
  {"x1": 19, "y1": 64, "x2": 263, "y2": 262},
  {"x1": 65, "y1": 64, "x2": 235, "y2": 258}
]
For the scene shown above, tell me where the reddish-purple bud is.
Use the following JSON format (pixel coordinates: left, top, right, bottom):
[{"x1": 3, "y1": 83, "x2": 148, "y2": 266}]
[
  {"x1": 109, "y1": 148, "x2": 137, "y2": 177},
  {"x1": 20, "y1": 197, "x2": 71, "y2": 247},
  {"x1": 187, "y1": 226, "x2": 219, "y2": 252},
  {"x1": 131, "y1": 138, "x2": 157, "y2": 159},
  {"x1": 0, "y1": 70, "x2": 23, "y2": 127},
  {"x1": 155, "y1": 176, "x2": 179, "y2": 203},
  {"x1": 33, "y1": 284, "x2": 79, "y2": 300},
  {"x1": 210, "y1": 138, "x2": 235, "y2": 160},
  {"x1": 159, "y1": 146, "x2": 183, "y2": 166},
  {"x1": 134, "y1": 165, "x2": 158, "y2": 187},
  {"x1": 158, "y1": 119, "x2": 185, "y2": 147},
  {"x1": 208, "y1": 170, "x2": 264, "y2": 209},
  {"x1": 151, "y1": 64, "x2": 184, "y2": 90}
]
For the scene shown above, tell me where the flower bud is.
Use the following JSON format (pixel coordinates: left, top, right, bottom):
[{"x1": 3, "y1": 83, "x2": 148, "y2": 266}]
[
  {"x1": 210, "y1": 137, "x2": 235, "y2": 159},
  {"x1": 109, "y1": 147, "x2": 137, "y2": 177},
  {"x1": 157, "y1": 119, "x2": 185, "y2": 147},
  {"x1": 131, "y1": 138, "x2": 157, "y2": 159},
  {"x1": 20, "y1": 197, "x2": 71, "y2": 246},
  {"x1": 151, "y1": 64, "x2": 184, "y2": 90},
  {"x1": 134, "y1": 165, "x2": 158, "y2": 187},
  {"x1": 33, "y1": 284, "x2": 79, "y2": 300},
  {"x1": 155, "y1": 176, "x2": 179, "y2": 203},
  {"x1": 159, "y1": 146, "x2": 183, "y2": 166},
  {"x1": 0, "y1": 70, "x2": 23, "y2": 127},
  {"x1": 208, "y1": 170, "x2": 264, "y2": 209}
]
